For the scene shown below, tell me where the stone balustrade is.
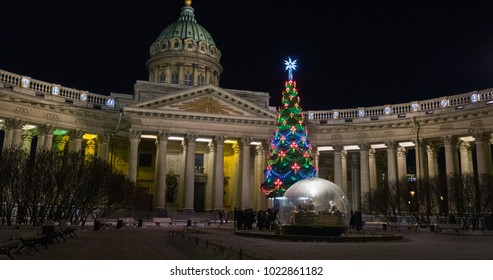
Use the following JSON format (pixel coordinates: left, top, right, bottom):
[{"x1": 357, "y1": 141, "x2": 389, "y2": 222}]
[
  {"x1": 0, "y1": 69, "x2": 117, "y2": 109},
  {"x1": 303, "y1": 88, "x2": 493, "y2": 122}
]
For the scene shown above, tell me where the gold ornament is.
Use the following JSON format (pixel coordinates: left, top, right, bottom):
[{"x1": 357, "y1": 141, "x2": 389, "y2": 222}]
[{"x1": 185, "y1": 0, "x2": 192, "y2": 7}]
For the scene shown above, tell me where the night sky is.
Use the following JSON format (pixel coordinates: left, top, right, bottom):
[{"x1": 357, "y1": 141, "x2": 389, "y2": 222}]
[{"x1": 1, "y1": 0, "x2": 493, "y2": 110}]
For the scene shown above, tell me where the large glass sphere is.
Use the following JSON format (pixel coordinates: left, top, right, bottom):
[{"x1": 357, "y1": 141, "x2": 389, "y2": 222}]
[{"x1": 278, "y1": 177, "x2": 349, "y2": 227}]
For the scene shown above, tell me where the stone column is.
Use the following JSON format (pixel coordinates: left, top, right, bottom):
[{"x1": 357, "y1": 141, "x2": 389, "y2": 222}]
[
  {"x1": 254, "y1": 143, "x2": 266, "y2": 210},
  {"x1": 70, "y1": 129, "x2": 84, "y2": 153},
  {"x1": 386, "y1": 141, "x2": 398, "y2": 187},
  {"x1": 98, "y1": 133, "x2": 110, "y2": 161},
  {"x1": 205, "y1": 142, "x2": 215, "y2": 211},
  {"x1": 37, "y1": 124, "x2": 54, "y2": 151},
  {"x1": 415, "y1": 139, "x2": 428, "y2": 181},
  {"x1": 154, "y1": 131, "x2": 169, "y2": 210},
  {"x1": 22, "y1": 130, "x2": 33, "y2": 153},
  {"x1": 459, "y1": 141, "x2": 474, "y2": 175},
  {"x1": 341, "y1": 150, "x2": 348, "y2": 195},
  {"x1": 2, "y1": 120, "x2": 13, "y2": 150},
  {"x1": 474, "y1": 131, "x2": 491, "y2": 177},
  {"x1": 397, "y1": 146, "x2": 408, "y2": 183},
  {"x1": 442, "y1": 135, "x2": 459, "y2": 177},
  {"x1": 5, "y1": 119, "x2": 24, "y2": 148},
  {"x1": 128, "y1": 129, "x2": 141, "y2": 183},
  {"x1": 231, "y1": 142, "x2": 241, "y2": 208},
  {"x1": 240, "y1": 138, "x2": 252, "y2": 209},
  {"x1": 333, "y1": 144, "x2": 344, "y2": 188},
  {"x1": 351, "y1": 153, "x2": 360, "y2": 211},
  {"x1": 213, "y1": 136, "x2": 226, "y2": 210},
  {"x1": 368, "y1": 148, "x2": 377, "y2": 191},
  {"x1": 183, "y1": 134, "x2": 197, "y2": 211},
  {"x1": 426, "y1": 144, "x2": 438, "y2": 179},
  {"x1": 359, "y1": 143, "x2": 370, "y2": 203}
]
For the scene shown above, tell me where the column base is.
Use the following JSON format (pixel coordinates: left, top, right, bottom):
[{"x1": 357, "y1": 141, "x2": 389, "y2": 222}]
[{"x1": 181, "y1": 208, "x2": 195, "y2": 213}]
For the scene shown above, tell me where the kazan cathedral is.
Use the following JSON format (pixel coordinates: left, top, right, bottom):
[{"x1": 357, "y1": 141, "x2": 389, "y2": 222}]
[{"x1": 1, "y1": 0, "x2": 493, "y2": 214}]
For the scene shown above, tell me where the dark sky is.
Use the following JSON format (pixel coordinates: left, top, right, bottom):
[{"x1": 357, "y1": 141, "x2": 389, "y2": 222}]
[{"x1": 1, "y1": 0, "x2": 493, "y2": 110}]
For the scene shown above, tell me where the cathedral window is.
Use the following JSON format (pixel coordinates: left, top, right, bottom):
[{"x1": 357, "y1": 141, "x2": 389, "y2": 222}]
[
  {"x1": 184, "y1": 73, "x2": 193, "y2": 85},
  {"x1": 198, "y1": 75, "x2": 205, "y2": 86},
  {"x1": 171, "y1": 73, "x2": 179, "y2": 84}
]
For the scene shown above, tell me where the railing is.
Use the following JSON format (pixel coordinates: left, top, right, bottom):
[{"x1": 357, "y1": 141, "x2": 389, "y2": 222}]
[
  {"x1": 303, "y1": 88, "x2": 493, "y2": 121},
  {"x1": 0, "y1": 69, "x2": 118, "y2": 109}
]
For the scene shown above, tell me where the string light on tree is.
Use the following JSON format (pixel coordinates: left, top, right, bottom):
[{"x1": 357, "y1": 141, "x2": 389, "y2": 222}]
[{"x1": 260, "y1": 58, "x2": 317, "y2": 198}]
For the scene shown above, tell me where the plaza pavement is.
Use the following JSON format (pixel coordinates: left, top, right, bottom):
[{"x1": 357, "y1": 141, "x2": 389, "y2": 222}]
[{"x1": 2, "y1": 223, "x2": 493, "y2": 260}]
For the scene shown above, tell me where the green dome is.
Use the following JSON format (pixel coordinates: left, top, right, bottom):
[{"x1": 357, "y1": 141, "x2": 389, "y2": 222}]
[{"x1": 156, "y1": 6, "x2": 215, "y2": 46}]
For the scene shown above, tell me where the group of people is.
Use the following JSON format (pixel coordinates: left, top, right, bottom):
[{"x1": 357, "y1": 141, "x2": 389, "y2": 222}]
[
  {"x1": 349, "y1": 210, "x2": 363, "y2": 231},
  {"x1": 232, "y1": 207, "x2": 281, "y2": 231}
]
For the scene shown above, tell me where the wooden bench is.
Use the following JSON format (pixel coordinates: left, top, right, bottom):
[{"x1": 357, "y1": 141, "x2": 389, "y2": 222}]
[
  {"x1": 389, "y1": 222, "x2": 418, "y2": 231},
  {"x1": 153, "y1": 217, "x2": 173, "y2": 227},
  {"x1": 58, "y1": 220, "x2": 77, "y2": 238},
  {"x1": 0, "y1": 237, "x2": 20, "y2": 260},
  {"x1": 120, "y1": 217, "x2": 138, "y2": 227},
  {"x1": 193, "y1": 219, "x2": 212, "y2": 228},
  {"x1": 16, "y1": 225, "x2": 47, "y2": 253},
  {"x1": 436, "y1": 224, "x2": 462, "y2": 235}
]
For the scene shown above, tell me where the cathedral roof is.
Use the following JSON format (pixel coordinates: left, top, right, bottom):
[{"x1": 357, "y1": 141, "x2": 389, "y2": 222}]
[{"x1": 155, "y1": 2, "x2": 216, "y2": 46}]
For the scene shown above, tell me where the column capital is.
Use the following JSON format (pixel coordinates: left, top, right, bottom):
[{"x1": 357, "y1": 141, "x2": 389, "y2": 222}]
[
  {"x1": 37, "y1": 124, "x2": 54, "y2": 135},
  {"x1": 369, "y1": 148, "x2": 376, "y2": 158},
  {"x1": 473, "y1": 131, "x2": 491, "y2": 143},
  {"x1": 69, "y1": 129, "x2": 84, "y2": 139},
  {"x1": 426, "y1": 144, "x2": 437, "y2": 155},
  {"x1": 333, "y1": 144, "x2": 344, "y2": 153},
  {"x1": 255, "y1": 143, "x2": 266, "y2": 155},
  {"x1": 4, "y1": 118, "x2": 24, "y2": 129},
  {"x1": 441, "y1": 135, "x2": 458, "y2": 146},
  {"x1": 184, "y1": 134, "x2": 197, "y2": 145},
  {"x1": 99, "y1": 133, "x2": 110, "y2": 144},
  {"x1": 341, "y1": 149, "x2": 348, "y2": 160},
  {"x1": 459, "y1": 141, "x2": 472, "y2": 151},
  {"x1": 359, "y1": 142, "x2": 371, "y2": 151},
  {"x1": 397, "y1": 146, "x2": 407, "y2": 157},
  {"x1": 129, "y1": 129, "x2": 141, "y2": 140},
  {"x1": 157, "y1": 131, "x2": 170, "y2": 142},
  {"x1": 385, "y1": 141, "x2": 397, "y2": 150},
  {"x1": 213, "y1": 136, "x2": 226, "y2": 146},
  {"x1": 239, "y1": 137, "x2": 252, "y2": 148}
]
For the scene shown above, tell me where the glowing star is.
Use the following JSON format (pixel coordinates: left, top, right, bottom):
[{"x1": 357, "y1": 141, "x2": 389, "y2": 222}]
[
  {"x1": 290, "y1": 141, "x2": 298, "y2": 150},
  {"x1": 279, "y1": 150, "x2": 286, "y2": 160},
  {"x1": 280, "y1": 135, "x2": 286, "y2": 143},
  {"x1": 303, "y1": 151, "x2": 310, "y2": 160},
  {"x1": 284, "y1": 57, "x2": 298, "y2": 81},
  {"x1": 274, "y1": 178, "x2": 283, "y2": 189},
  {"x1": 291, "y1": 163, "x2": 301, "y2": 174}
]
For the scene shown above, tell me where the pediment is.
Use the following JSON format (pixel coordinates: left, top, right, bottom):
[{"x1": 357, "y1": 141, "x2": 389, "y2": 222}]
[{"x1": 129, "y1": 85, "x2": 276, "y2": 118}]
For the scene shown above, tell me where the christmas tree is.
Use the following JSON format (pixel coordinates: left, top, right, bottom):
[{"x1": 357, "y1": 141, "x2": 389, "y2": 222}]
[{"x1": 260, "y1": 58, "x2": 317, "y2": 198}]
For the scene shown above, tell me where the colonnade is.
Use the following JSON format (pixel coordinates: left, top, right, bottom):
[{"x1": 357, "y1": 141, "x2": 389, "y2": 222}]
[
  {"x1": 125, "y1": 130, "x2": 269, "y2": 212},
  {"x1": 320, "y1": 133, "x2": 493, "y2": 211}
]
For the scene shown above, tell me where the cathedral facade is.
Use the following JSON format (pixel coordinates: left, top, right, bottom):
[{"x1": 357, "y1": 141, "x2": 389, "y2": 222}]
[{"x1": 1, "y1": 1, "x2": 493, "y2": 213}]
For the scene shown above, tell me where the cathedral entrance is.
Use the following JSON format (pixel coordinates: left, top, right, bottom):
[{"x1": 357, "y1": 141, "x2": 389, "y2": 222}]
[{"x1": 194, "y1": 182, "x2": 205, "y2": 212}]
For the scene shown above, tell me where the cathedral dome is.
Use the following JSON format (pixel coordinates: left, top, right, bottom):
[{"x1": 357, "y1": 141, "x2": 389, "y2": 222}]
[
  {"x1": 156, "y1": 6, "x2": 216, "y2": 46},
  {"x1": 147, "y1": 1, "x2": 222, "y2": 87}
]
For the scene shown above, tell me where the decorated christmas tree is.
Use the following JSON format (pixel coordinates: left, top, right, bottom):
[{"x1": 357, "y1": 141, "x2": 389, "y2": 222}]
[{"x1": 260, "y1": 58, "x2": 317, "y2": 198}]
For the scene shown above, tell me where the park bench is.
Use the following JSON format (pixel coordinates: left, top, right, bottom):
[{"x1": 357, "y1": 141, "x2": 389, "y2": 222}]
[
  {"x1": 58, "y1": 220, "x2": 78, "y2": 238},
  {"x1": 120, "y1": 217, "x2": 138, "y2": 227},
  {"x1": 16, "y1": 225, "x2": 48, "y2": 253},
  {"x1": 436, "y1": 224, "x2": 462, "y2": 235},
  {"x1": 0, "y1": 229, "x2": 21, "y2": 260},
  {"x1": 153, "y1": 217, "x2": 173, "y2": 227},
  {"x1": 389, "y1": 222, "x2": 418, "y2": 231}
]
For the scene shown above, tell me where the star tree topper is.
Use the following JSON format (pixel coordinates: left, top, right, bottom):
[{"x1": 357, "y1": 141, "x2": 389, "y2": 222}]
[{"x1": 284, "y1": 57, "x2": 297, "y2": 81}]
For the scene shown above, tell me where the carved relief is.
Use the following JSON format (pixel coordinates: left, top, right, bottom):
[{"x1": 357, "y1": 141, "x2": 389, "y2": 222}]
[
  {"x1": 14, "y1": 107, "x2": 30, "y2": 115},
  {"x1": 170, "y1": 96, "x2": 245, "y2": 116},
  {"x1": 47, "y1": 113, "x2": 59, "y2": 120},
  {"x1": 383, "y1": 131, "x2": 395, "y2": 137},
  {"x1": 331, "y1": 134, "x2": 343, "y2": 140}
]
